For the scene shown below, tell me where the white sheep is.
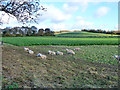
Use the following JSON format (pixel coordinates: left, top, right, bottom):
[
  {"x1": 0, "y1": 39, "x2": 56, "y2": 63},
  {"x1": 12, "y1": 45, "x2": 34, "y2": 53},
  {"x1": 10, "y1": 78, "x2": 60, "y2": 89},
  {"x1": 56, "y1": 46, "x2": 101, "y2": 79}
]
[
  {"x1": 48, "y1": 50, "x2": 56, "y2": 55},
  {"x1": 29, "y1": 50, "x2": 34, "y2": 54},
  {"x1": 74, "y1": 48, "x2": 80, "y2": 51},
  {"x1": 48, "y1": 50, "x2": 52, "y2": 54},
  {"x1": 56, "y1": 51, "x2": 63, "y2": 55},
  {"x1": 66, "y1": 49, "x2": 73, "y2": 52},
  {"x1": 67, "y1": 51, "x2": 75, "y2": 55},
  {"x1": 24, "y1": 47, "x2": 29, "y2": 52},
  {"x1": 37, "y1": 53, "x2": 47, "y2": 59},
  {"x1": 113, "y1": 55, "x2": 120, "y2": 60},
  {"x1": 66, "y1": 49, "x2": 75, "y2": 55}
]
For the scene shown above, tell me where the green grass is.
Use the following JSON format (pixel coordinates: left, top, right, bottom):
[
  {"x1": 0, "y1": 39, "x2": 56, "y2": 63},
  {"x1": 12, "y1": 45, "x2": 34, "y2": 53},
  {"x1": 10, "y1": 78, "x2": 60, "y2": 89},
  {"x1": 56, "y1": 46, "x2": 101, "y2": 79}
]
[
  {"x1": 2, "y1": 37, "x2": 118, "y2": 46},
  {"x1": 68, "y1": 45, "x2": 118, "y2": 65},
  {"x1": 56, "y1": 31, "x2": 119, "y2": 37},
  {"x1": 28, "y1": 45, "x2": 118, "y2": 65}
]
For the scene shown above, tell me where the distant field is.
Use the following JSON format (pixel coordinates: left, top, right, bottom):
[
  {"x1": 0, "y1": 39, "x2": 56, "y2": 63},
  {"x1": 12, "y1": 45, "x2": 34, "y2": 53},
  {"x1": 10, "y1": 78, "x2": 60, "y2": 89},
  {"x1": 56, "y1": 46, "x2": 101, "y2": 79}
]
[
  {"x1": 2, "y1": 37, "x2": 118, "y2": 46},
  {"x1": 56, "y1": 31, "x2": 119, "y2": 37}
]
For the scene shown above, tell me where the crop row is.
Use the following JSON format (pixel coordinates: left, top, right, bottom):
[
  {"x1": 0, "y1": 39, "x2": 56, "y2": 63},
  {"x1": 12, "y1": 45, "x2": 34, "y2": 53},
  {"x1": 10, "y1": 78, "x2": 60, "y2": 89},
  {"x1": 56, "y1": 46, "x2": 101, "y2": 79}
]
[{"x1": 2, "y1": 37, "x2": 119, "y2": 46}]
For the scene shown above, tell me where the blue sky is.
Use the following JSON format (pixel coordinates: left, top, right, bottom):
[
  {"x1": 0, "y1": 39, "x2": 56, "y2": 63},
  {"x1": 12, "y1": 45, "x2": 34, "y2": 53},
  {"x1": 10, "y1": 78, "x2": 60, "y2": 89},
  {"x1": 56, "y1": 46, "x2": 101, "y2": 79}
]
[{"x1": 0, "y1": 0, "x2": 118, "y2": 31}]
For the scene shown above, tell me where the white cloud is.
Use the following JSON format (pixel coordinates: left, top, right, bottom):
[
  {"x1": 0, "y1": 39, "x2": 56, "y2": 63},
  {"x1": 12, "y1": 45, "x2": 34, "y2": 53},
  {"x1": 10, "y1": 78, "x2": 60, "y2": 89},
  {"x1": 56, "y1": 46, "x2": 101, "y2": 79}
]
[
  {"x1": 77, "y1": 20, "x2": 94, "y2": 26},
  {"x1": 76, "y1": 16, "x2": 84, "y2": 21},
  {"x1": 63, "y1": 0, "x2": 90, "y2": 13},
  {"x1": 0, "y1": 11, "x2": 19, "y2": 27},
  {"x1": 39, "y1": 4, "x2": 72, "y2": 23},
  {"x1": 50, "y1": 24, "x2": 70, "y2": 31},
  {"x1": 114, "y1": 24, "x2": 119, "y2": 30},
  {"x1": 36, "y1": 22, "x2": 73, "y2": 31},
  {"x1": 80, "y1": 0, "x2": 90, "y2": 12},
  {"x1": 36, "y1": 14, "x2": 95, "y2": 31},
  {"x1": 94, "y1": 6, "x2": 110, "y2": 18},
  {"x1": 75, "y1": 16, "x2": 91, "y2": 21},
  {"x1": 71, "y1": 20, "x2": 94, "y2": 30},
  {"x1": 46, "y1": 20, "x2": 94, "y2": 31},
  {"x1": 63, "y1": 3, "x2": 79, "y2": 13}
]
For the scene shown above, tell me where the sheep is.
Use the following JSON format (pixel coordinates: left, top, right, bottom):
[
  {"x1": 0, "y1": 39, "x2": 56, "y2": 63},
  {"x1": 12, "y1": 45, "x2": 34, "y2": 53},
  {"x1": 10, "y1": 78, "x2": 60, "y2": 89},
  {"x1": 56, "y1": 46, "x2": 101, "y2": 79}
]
[
  {"x1": 28, "y1": 50, "x2": 34, "y2": 54},
  {"x1": 67, "y1": 51, "x2": 75, "y2": 55},
  {"x1": 48, "y1": 50, "x2": 56, "y2": 55},
  {"x1": 74, "y1": 48, "x2": 80, "y2": 51},
  {"x1": 37, "y1": 53, "x2": 41, "y2": 57},
  {"x1": 24, "y1": 47, "x2": 29, "y2": 52},
  {"x1": 48, "y1": 50, "x2": 52, "y2": 54},
  {"x1": 113, "y1": 55, "x2": 120, "y2": 60},
  {"x1": 56, "y1": 51, "x2": 63, "y2": 55},
  {"x1": 37, "y1": 53, "x2": 47, "y2": 59},
  {"x1": 66, "y1": 49, "x2": 75, "y2": 55},
  {"x1": 66, "y1": 49, "x2": 73, "y2": 52}
]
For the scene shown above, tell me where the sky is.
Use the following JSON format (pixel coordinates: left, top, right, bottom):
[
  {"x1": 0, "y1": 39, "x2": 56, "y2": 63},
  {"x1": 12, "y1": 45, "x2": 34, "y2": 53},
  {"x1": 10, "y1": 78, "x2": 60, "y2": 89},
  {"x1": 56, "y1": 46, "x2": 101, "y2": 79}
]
[{"x1": 0, "y1": 0, "x2": 119, "y2": 31}]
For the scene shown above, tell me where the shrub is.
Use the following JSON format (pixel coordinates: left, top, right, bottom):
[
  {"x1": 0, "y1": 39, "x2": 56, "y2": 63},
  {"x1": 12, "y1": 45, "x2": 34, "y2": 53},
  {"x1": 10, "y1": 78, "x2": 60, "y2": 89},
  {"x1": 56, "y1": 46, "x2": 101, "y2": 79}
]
[{"x1": 15, "y1": 34, "x2": 23, "y2": 37}]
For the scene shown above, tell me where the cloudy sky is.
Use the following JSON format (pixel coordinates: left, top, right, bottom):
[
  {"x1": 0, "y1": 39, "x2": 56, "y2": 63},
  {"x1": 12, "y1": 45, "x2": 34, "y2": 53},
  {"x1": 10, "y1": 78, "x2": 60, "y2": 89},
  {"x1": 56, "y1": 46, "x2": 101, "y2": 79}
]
[{"x1": 0, "y1": 0, "x2": 119, "y2": 31}]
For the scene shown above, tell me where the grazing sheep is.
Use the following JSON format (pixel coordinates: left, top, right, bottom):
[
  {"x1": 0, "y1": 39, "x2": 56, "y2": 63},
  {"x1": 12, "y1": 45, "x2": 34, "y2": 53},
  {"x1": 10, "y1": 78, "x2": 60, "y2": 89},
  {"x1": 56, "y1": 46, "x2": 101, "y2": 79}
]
[
  {"x1": 66, "y1": 49, "x2": 75, "y2": 55},
  {"x1": 67, "y1": 51, "x2": 75, "y2": 55},
  {"x1": 24, "y1": 47, "x2": 29, "y2": 52},
  {"x1": 56, "y1": 51, "x2": 63, "y2": 55},
  {"x1": 37, "y1": 53, "x2": 47, "y2": 59},
  {"x1": 37, "y1": 53, "x2": 42, "y2": 57},
  {"x1": 74, "y1": 48, "x2": 80, "y2": 51},
  {"x1": 66, "y1": 49, "x2": 73, "y2": 52},
  {"x1": 48, "y1": 50, "x2": 56, "y2": 55},
  {"x1": 113, "y1": 55, "x2": 120, "y2": 60},
  {"x1": 29, "y1": 50, "x2": 34, "y2": 54},
  {"x1": 48, "y1": 50, "x2": 52, "y2": 54}
]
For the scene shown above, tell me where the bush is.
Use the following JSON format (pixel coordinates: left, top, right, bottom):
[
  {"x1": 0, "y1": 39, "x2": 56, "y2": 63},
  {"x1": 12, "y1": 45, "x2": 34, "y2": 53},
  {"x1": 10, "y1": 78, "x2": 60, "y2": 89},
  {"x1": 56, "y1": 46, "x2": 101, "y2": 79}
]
[
  {"x1": 3, "y1": 33, "x2": 14, "y2": 37},
  {"x1": 15, "y1": 34, "x2": 23, "y2": 37}
]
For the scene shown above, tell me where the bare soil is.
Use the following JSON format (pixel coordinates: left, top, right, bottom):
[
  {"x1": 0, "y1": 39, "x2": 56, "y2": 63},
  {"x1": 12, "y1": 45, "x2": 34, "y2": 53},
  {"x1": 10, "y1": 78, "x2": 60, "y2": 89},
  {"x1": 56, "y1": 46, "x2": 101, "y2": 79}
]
[{"x1": 2, "y1": 44, "x2": 118, "y2": 88}]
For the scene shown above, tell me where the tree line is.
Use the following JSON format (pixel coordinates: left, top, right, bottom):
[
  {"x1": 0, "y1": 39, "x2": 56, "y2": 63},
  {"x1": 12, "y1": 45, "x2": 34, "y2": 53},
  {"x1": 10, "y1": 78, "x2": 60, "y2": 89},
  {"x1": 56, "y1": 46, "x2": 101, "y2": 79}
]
[
  {"x1": 1, "y1": 26, "x2": 55, "y2": 37},
  {"x1": 81, "y1": 29, "x2": 120, "y2": 35}
]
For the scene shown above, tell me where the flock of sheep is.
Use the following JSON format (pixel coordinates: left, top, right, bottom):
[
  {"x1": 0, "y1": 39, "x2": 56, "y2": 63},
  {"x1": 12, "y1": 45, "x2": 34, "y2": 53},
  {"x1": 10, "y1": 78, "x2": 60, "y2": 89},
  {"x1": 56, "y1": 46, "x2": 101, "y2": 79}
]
[
  {"x1": 24, "y1": 47, "x2": 80, "y2": 59},
  {"x1": 24, "y1": 47, "x2": 120, "y2": 63}
]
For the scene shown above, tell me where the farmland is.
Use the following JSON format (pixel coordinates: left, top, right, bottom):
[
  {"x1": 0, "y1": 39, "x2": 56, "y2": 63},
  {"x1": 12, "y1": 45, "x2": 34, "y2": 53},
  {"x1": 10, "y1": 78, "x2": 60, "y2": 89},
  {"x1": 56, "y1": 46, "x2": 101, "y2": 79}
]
[
  {"x1": 1, "y1": 31, "x2": 119, "y2": 88},
  {"x1": 2, "y1": 37, "x2": 118, "y2": 46}
]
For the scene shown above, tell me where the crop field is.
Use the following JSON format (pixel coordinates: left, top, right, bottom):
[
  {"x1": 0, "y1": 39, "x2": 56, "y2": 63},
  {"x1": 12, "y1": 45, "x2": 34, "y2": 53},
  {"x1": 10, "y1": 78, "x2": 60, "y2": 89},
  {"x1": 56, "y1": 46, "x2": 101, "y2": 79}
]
[
  {"x1": 2, "y1": 44, "x2": 118, "y2": 88},
  {"x1": 2, "y1": 37, "x2": 118, "y2": 46}
]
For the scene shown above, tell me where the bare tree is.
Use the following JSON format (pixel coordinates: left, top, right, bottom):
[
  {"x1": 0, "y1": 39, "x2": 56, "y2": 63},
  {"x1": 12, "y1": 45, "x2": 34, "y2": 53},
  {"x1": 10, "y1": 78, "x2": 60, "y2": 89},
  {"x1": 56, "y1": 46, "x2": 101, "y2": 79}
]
[{"x1": 0, "y1": 0, "x2": 46, "y2": 24}]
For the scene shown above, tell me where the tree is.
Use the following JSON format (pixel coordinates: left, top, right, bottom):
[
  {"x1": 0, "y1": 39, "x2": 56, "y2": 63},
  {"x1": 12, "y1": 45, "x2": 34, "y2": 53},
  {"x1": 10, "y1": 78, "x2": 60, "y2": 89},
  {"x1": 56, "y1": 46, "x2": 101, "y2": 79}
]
[
  {"x1": 38, "y1": 28, "x2": 44, "y2": 36},
  {"x1": 31, "y1": 26, "x2": 37, "y2": 35},
  {"x1": 19, "y1": 29, "x2": 24, "y2": 35},
  {"x1": 0, "y1": 0, "x2": 46, "y2": 24},
  {"x1": 44, "y1": 28, "x2": 55, "y2": 36},
  {"x1": 27, "y1": 29, "x2": 32, "y2": 36},
  {"x1": 45, "y1": 28, "x2": 51, "y2": 36}
]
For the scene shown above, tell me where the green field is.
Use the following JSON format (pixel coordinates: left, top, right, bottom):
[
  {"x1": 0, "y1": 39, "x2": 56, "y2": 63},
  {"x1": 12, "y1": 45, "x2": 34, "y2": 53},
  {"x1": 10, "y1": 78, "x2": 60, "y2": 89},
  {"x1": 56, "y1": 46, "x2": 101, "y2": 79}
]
[
  {"x1": 56, "y1": 31, "x2": 119, "y2": 37},
  {"x1": 2, "y1": 37, "x2": 118, "y2": 46}
]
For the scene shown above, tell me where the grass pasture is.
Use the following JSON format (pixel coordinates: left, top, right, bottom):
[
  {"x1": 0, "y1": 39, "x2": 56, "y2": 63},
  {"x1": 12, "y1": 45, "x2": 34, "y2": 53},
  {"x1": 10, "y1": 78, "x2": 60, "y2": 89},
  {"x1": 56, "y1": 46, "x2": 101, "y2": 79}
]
[{"x1": 2, "y1": 44, "x2": 118, "y2": 88}]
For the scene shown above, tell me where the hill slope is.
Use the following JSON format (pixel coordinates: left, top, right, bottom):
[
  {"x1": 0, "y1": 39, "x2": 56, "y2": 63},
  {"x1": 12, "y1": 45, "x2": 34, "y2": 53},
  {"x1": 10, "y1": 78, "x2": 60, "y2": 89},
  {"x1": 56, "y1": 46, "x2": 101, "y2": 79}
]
[{"x1": 56, "y1": 31, "x2": 118, "y2": 37}]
